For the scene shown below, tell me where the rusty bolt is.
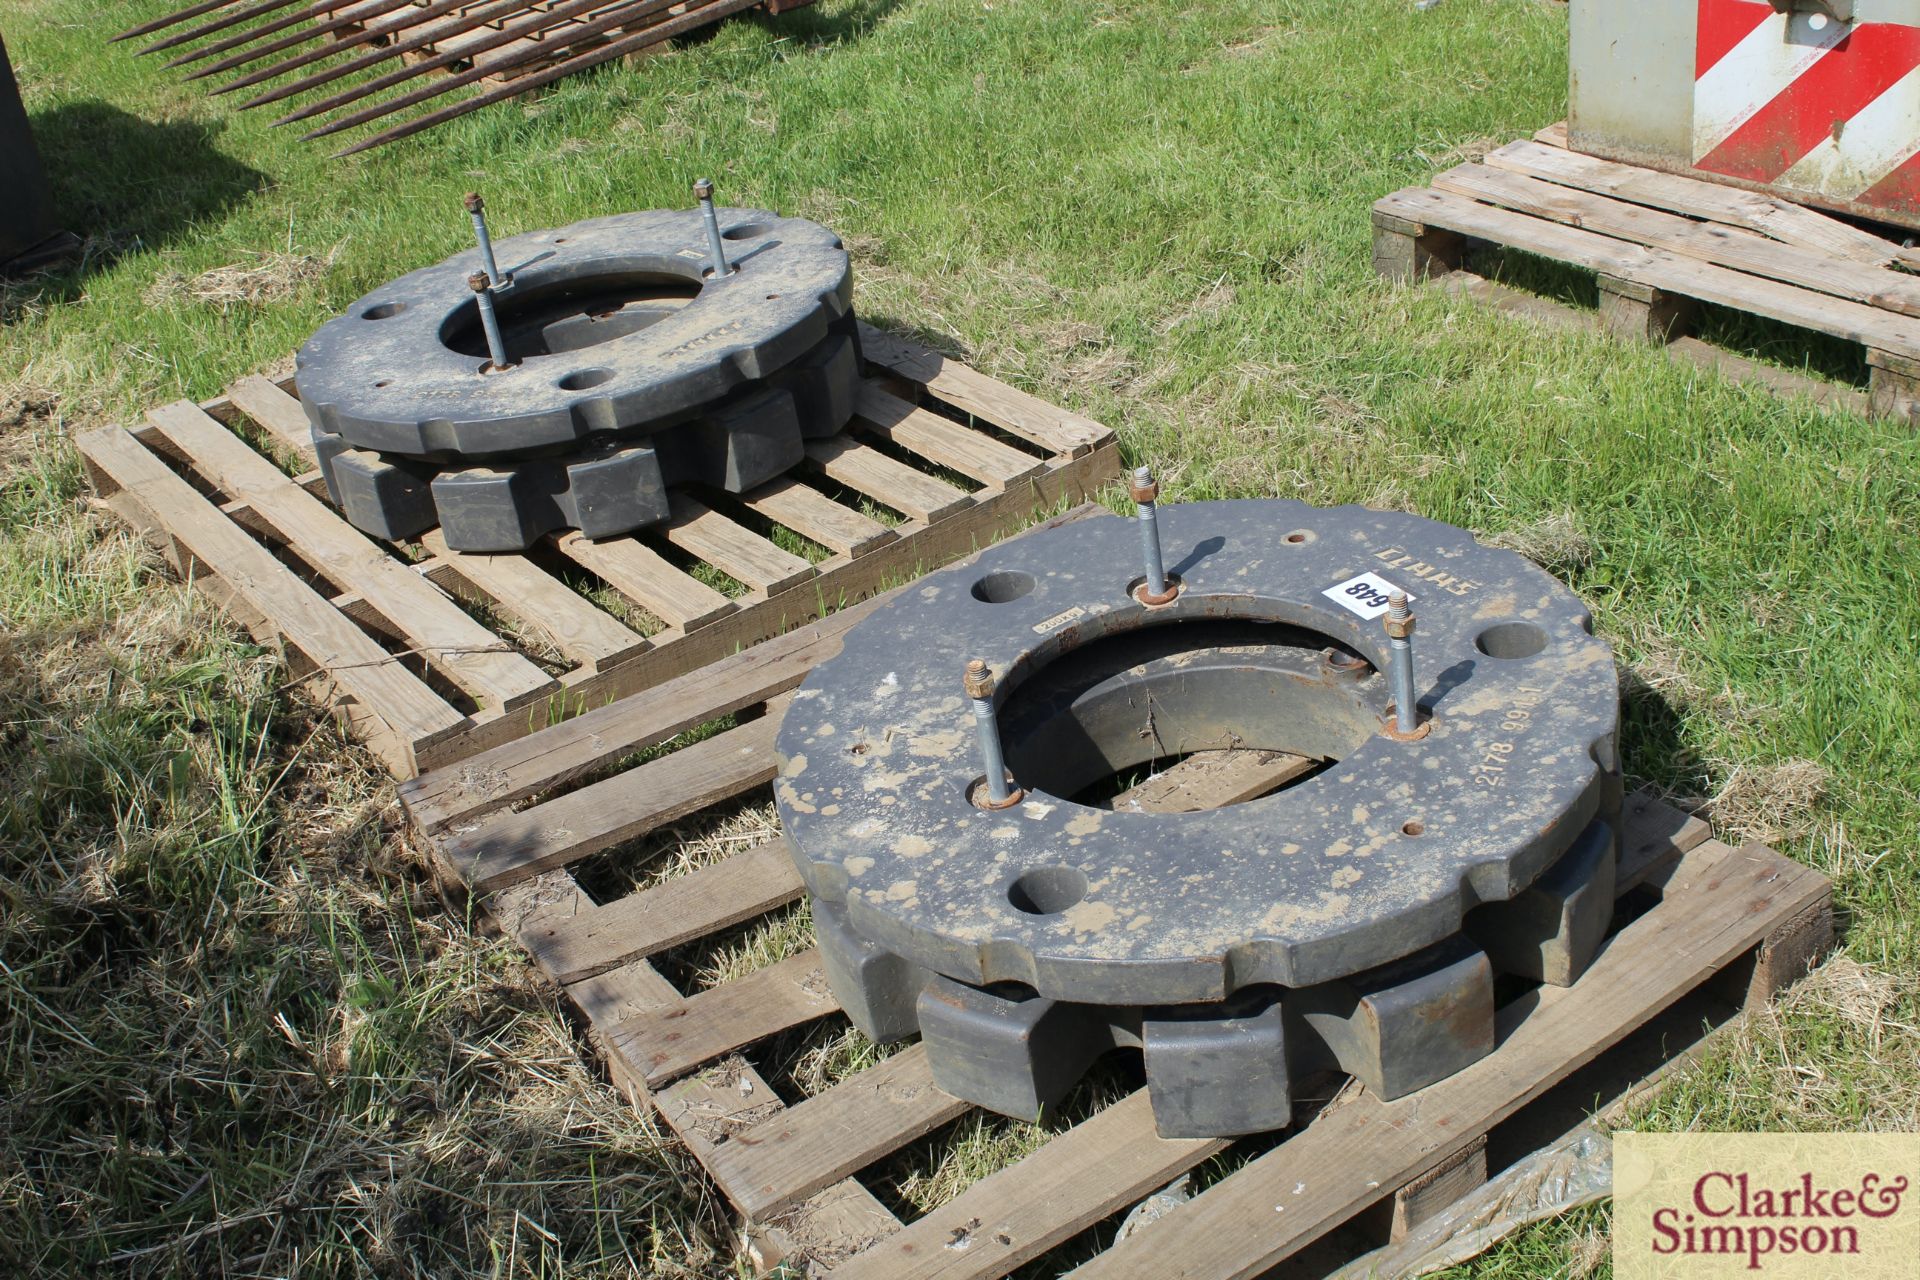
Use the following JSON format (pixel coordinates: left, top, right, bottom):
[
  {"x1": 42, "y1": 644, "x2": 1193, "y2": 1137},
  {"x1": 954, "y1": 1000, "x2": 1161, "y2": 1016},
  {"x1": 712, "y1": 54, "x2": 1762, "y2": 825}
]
[
  {"x1": 1384, "y1": 596, "x2": 1416, "y2": 640},
  {"x1": 964, "y1": 657, "x2": 994, "y2": 700},
  {"x1": 465, "y1": 191, "x2": 506, "y2": 288},
  {"x1": 467, "y1": 271, "x2": 512, "y2": 372},
  {"x1": 1384, "y1": 593, "x2": 1422, "y2": 738},
  {"x1": 1127, "y1": 468, "x2": 1160, "y2": 505}
]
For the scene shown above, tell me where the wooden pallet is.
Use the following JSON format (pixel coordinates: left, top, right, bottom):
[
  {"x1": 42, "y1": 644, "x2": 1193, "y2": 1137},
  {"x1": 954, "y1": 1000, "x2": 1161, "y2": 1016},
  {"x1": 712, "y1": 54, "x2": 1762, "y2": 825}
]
[
  {"x1": 1375, "y1": 121, "x2": 1920, "y2": 423},
  {"x1": 400, "y1": 504, "x2": 1836, "y2": 1278},
  {"x1": 325, "y1": 0, "x2": 812, "y2": 86},
  {"x1": 76, "y1": 322, "x2": 1117, "y2": 778}
]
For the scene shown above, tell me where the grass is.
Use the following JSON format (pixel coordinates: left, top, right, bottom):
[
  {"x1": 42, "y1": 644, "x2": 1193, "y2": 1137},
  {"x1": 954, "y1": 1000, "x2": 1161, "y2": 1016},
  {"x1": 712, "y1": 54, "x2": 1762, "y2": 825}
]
[{"x1": 2, "y1": 0, "x2": 1918, "y2": 1274}]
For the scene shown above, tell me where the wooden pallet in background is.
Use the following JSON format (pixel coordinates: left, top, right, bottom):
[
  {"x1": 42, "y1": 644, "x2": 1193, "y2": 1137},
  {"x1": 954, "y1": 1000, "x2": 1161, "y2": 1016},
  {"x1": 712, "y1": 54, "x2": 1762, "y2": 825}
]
[
  {"x1": 76, "y1": 322, "x2": 1118, "y2": 778},
  {"x1": 400, "y1": 505, "x2": 1836, "y2": 1278},
  {"x1": 1374, "y1": 121, "x2": 1920, "y2": 424}
]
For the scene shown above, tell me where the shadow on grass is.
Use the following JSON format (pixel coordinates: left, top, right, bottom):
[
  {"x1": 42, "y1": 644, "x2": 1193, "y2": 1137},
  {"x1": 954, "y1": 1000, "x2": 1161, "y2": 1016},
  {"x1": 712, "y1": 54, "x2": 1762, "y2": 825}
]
[
  {"x1": 1473, "y1": 244, "x2": 1870, "y2": 388},
  {"x1": 749, "y1": 0, "x2": 908, "y2": 44},
  {"x1": 9, "y1": 101, "x2": 263, "y2": 302}
]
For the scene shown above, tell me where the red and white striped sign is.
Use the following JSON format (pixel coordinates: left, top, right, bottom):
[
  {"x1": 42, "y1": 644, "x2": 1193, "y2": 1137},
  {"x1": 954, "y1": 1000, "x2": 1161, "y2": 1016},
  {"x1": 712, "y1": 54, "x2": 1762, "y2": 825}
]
[{"x1": 1695, "y1": 0, "x2": 1920, "y2": 214}]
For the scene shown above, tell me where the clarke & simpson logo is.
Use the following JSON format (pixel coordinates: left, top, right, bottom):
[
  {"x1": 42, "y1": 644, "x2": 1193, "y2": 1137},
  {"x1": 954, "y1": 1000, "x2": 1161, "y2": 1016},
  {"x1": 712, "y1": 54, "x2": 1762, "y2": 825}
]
[{"x1": 1615, "y1": 1134, "x2": 1920, "y2": 1278}]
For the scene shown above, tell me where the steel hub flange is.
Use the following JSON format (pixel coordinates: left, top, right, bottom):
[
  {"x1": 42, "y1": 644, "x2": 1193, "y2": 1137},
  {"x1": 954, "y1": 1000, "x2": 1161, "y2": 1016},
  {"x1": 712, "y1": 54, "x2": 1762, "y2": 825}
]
[
  {"x1": 776, "y1": 500, "x2": 1621, "y2": 1008},
  {"x1": 294, "y1": 207, "x2": 854, "y2": 458}
]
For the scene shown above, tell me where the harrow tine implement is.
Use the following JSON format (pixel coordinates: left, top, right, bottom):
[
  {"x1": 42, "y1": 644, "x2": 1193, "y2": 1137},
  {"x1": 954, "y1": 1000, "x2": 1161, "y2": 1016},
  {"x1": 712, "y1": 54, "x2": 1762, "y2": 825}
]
[
  {"x1": 207, "y1": 0, "x2": 480, "y2": 91},
  {"x1": 136, "y1": 0, "x2": 310, "y2": 55},
  {"x1": 242, "y1": 0, "x2": 569, "y2": 111},
  {"x1": 335, "y1": 0, "x2": 746, "y2": 155},
  {"x1": 114, "y1": 0, "x2": 254, "y2": 43},
  {"x1": 162, "y1": 0, "x2": 380, "y2": 70},
  {"x1": 280, "y1": 0, "x2": 658, "y2": 127}
]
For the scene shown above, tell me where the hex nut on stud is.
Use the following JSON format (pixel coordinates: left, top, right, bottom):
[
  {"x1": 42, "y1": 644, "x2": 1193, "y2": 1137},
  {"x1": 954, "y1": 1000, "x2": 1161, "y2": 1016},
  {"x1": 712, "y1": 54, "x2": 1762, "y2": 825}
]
[
  {"x1": 965, "y1": 659, "x2": 1025, "y2": 810},
  {"x1": 1130, "y1": 464, "x2": 1180, "y2": 605},
  {"x1": 963, "y1": 657, "x2": 994, "y2": 700},
  {"x1": 1382, "y1": 591, "x2": 1430, "y2": 740}
]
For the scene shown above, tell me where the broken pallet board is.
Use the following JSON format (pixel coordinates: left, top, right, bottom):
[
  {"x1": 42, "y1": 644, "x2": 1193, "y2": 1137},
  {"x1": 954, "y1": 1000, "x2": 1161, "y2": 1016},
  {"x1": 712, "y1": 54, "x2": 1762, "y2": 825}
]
[
  {"x1": 1374, "y1": 121, "x2": 1920, "y2": 424},
  {"x1": 401, "y1": 507, "x2": 1834, "y2": 1277},
  {"x1": 77, "y1": 322, "x2": 1117, "y2": 777}
]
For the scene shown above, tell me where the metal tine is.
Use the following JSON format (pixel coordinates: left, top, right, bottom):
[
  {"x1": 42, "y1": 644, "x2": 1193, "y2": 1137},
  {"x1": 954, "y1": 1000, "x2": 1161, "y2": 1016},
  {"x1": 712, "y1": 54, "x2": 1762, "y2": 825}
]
[
  {"x1": 163, "y1": 0, "x2": 376, "y2": 70},
  {"x1": 205, "y1": 0, "x2": 466, "y2": 87},
  {"x1": 136, "y1": 0, "x2": 309, "y2": 54},
  {"x1": 241, "y1": 0, "x2": 549, "y2": 112},
  {"x1": 283, "y1": 0, "x2": 660, "y2": 128},
  {"x1": 115, "y1": 0, "x2": 251, "y2": 43},
  {"x1": 334, "y1": 0, "x2": 748, "y2": 155}
]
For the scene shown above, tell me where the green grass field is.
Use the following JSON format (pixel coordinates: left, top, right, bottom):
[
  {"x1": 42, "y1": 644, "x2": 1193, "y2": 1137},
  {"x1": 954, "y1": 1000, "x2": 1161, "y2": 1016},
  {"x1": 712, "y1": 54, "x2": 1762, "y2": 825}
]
[{"x1": 2, "y1": 0, "x2": 1917, "y2": 1274}]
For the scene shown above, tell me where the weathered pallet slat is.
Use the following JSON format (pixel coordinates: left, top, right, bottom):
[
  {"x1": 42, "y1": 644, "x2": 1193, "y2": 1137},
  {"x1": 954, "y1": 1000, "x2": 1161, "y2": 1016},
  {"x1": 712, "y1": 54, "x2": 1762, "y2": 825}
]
[
  {"x1": 144, "y1": 400, "x2": 561, "y2": 711},
  {"x1": 80, "y1": 328, "x2": 1118, "y2": 776},
  {"x1": 439, "y1": 701, "x2": 786, "y2": 889},
  {"x1": 520, "y1": 837, "x2": 805, "y2": 984},
  {"x1": 78, "y1": 425, "x2": 469, "y2": 759},
  {"x1": 658, "y1": 494, "x2": 814, "y2": 596},
  {"x1": 400, "y1": 505, "x2": 1834, "y2": 1278},
  {"x1": 1376, "y1": 122, "x2": 1920, "y2": 423},
  {"x1": 805, "y1": 435, "x2": 973, "y2": 524},
  {"x1": 1071, "y1": 839, "x2": 1831, "y2": 1280},
  {"x1": 418, "y1": 528, "x2": 650, "y2": 669}
]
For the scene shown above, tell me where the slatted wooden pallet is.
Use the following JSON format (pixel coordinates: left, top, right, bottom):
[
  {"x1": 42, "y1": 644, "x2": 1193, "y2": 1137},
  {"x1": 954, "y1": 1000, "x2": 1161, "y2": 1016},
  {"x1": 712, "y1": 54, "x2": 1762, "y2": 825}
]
[
  {"x1": 76, "y1": 322, "x2": 1117, "y2": 778},
  {"x1": 324, "y1": 0, "x2": 811, "y2": 87},
  {"x1": 1375, "y1": 121, "x2": 1920, "y2": 423},
  {"x1": 400, "y1": 504, "x2": 1836, "y2": 1279}
]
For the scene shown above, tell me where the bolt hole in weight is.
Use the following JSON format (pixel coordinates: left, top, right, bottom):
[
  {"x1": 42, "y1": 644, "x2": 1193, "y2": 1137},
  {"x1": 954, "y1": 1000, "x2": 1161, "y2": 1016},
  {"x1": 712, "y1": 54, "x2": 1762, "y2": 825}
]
[
  {"x1": 1475, "y1": 621, "x2": 1549, "y2": 659},
  {"x1": 1008, "y1": 866, "x2": 1089, "y2": 915},
  {"x1": 723, "y1": 223, "x2": 773, "y2": 240},
  {"x1": 556, "y1": 368, "x2": 616, "y2": 391},
  {"x1": 361, "y1": 301, "x2": 407, "y2": 320},
  {"x1": 972, "y1": 570, "x2": 1038, "y2": 603}
]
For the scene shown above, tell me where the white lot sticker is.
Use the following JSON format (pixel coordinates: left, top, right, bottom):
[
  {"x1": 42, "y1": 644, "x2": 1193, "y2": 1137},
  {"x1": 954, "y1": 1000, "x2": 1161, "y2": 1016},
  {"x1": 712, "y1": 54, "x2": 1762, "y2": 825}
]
[{"x1": 1322, "y1": 572, "x2": 1413, "y2": 620}]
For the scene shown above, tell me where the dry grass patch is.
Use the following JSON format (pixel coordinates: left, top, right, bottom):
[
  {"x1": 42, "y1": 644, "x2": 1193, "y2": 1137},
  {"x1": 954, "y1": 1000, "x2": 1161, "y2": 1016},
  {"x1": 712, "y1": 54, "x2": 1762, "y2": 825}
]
[
  {"x1": 144, "y1": 250, "x2": 336, "y2": 311},
  {"x1": 1700, "y1": 758, "x2": 1831, "y2": 846},
  {"x1": 1485, "y1": 511, "x2": 1594, "y2": 577}
]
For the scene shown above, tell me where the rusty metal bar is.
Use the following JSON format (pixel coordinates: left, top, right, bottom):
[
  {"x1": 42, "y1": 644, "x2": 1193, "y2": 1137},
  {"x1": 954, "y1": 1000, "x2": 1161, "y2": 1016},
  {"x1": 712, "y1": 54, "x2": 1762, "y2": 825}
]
[
  {"x1": 115, "y1": 0, "x2": 252, "y2": 42},
  {"x1": 202, "y1": 0, "x2": 469, "y2": 85},
  {"x1": 282, "y1": 0, "x2": 661, "y2": 129},
  {"x1": 333, "y1": 0, "x2": 749, "y2": 155},
  {"x1": 222, "y1": 0, "x2": 537, "y2": 100},
  {"x1": 243, "y1": 0, "x2": 572, "y2": 112},
  {"x1": 162, "y1": 0, "x2": 377, "y2": 70},
  {"x1": 136, "y1": 0, "x2": 310, "y2": 55}
]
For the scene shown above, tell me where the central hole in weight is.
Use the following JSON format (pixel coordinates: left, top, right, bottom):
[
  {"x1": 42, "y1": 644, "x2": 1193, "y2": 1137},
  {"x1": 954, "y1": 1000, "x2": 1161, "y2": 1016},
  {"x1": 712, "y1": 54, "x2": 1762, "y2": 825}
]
[
  {"x1": 440, "y1": 270, "x2": 701, "y2": 362},
  {"x1": 996, "y1": 619, "x2": 1383, "y2": 812}
]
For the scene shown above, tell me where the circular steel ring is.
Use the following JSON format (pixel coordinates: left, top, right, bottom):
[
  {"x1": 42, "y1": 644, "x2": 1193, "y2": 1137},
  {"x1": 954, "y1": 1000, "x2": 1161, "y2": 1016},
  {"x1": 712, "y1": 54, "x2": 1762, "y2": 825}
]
[
  {"x1": 776, "y1": 500, "x2": 1621, "y2": 1005},
  {"x1": 294, "y1": 208, "x2": 853, "y2": 458}
]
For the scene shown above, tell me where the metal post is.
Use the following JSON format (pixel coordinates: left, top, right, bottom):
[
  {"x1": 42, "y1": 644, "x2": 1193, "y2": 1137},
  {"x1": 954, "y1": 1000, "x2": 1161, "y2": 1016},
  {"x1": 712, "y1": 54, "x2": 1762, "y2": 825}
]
[
  {"x1": 1129, "y1": 465, "x2": 1177, "y2": 604},
  {"x1": 1384, "y1": 592, "x2": 1421, "y2": 737},
  {"x1": 693, "y1": 177, "x2": 731, "y2": 279},
  {"x1": 465, "y1": 191, "x2": 505, "y2": 287},
  {"x1": 965, "y1": 659, "x2": 1020, "y2": 808},
  {"x1": 468, "y1": 271, "x2": 512, "y2": 372}
]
